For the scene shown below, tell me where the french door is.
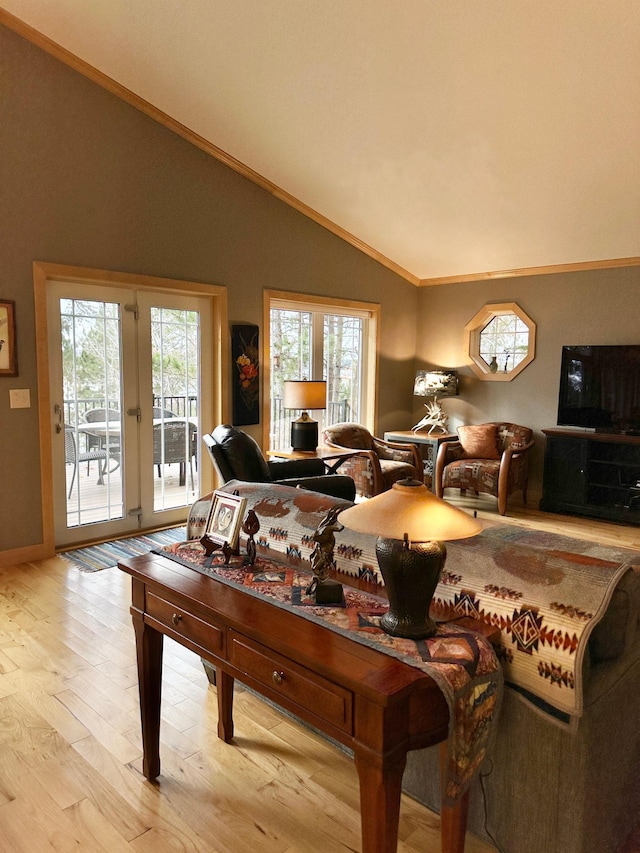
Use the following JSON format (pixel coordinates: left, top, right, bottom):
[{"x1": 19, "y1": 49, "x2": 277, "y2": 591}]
[{"x1": 47, "y1": 280, "x2": 213, "y2": 547}]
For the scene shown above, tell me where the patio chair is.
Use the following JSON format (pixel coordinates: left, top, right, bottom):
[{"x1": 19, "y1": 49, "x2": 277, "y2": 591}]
[
  {"x1": 153, "y1": 407, "x2": 176, "y2": 419},
  {"x1": 64, "y1": 425, "x2": 120, "y2": 498},
  {"x1": 83, "y1": 407, "x2": 122, "y2": 461},
  {"x1": 153, "y1": 419, "x2": 198, "y2": 488}
]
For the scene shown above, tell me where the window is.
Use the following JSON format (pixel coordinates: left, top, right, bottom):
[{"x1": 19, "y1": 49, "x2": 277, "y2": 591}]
[
  {"x1": 265, "y1": 291, "x2": 379, "y2": 450},
  {"x1": 464, "y1": 302, "x2": 536, "y2": 381}
]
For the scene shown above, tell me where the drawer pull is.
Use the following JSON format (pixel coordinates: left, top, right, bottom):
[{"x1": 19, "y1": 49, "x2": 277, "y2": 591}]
[
  {"x1": 171, "y1": 613, "x2": 183, "y2": 627},
  {"x1": 272, "y1": 670, "x2": 285, "y2": 685}
]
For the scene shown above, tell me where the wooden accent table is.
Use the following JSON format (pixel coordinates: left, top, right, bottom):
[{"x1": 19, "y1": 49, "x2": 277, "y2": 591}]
[
  {"x1": 268, "y1": 445, "x2": 370, "y2": 474},
  {"x1": 383, "y1": 431, "x2": 457, "y2": 490},
  {"x1": 119, "y1": 551, "x2": 475, "y2": 853}
]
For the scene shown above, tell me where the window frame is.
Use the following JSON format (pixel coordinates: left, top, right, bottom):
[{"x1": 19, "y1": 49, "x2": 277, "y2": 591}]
[
  {"x1": 464, "y1": 301, "x2": 536, "y2": 381},
  {"x1": 263, "y1": 290, "x2": 380, "y2": 449}
]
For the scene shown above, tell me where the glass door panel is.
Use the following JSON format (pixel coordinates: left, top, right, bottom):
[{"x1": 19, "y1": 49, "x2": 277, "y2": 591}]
[
  {"x1": 61, "y1": 297, "x2": 124, "y2": 527},
  {"x1": 151, "y1": 306, "x2": 200, "y2": 512},
  {"x1": 137, "y1": 290, "x2": 211, "y2": 530},
  {"x1": 48, "y1": 282, "x2": 139, "y2": 546}
]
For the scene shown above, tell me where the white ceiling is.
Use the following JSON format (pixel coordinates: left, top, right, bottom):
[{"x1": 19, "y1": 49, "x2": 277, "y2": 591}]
[{"x1": 3, "y1": 0, "x2": 639, "y2": 283}]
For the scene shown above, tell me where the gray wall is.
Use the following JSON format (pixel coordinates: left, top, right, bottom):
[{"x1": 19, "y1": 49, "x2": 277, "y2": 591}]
[
  {"x1": 416, "y1": 265, "x2": 640, "y2": 503},
  {"x1": 0, "y1": 24, "x2": 417, "y2": 554}
]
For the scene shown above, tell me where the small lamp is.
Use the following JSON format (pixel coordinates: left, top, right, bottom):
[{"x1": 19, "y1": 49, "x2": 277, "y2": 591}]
[
  {"x1": 339, "y1": 479, "x2": 481, "y2": 639},
  {"x1": 412, "y1": 369, "x2": 459, "y2": 433},
  {"x1": 283, "y1": 380, "x2": 327, "y2": 451}
]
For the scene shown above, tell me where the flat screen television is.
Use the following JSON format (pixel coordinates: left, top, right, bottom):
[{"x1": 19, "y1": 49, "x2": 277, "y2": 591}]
[{"x1": 557, "y1": 345, "x2": 640, "y2": 433}]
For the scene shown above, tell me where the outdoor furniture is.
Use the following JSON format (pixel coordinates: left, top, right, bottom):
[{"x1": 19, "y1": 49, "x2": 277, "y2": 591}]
[
  {"x1": 322, "y1": 422, "x2": 422, "y2": 497},
  {"x1": 203, "y1": 424, "x2": 356, "y2": 501},
  {"x1": 64, "y1": 425, "x2": 120, "y2": 497},
  {"x1": 153, "y1": 419, "x2": 198, "y2": 488},
  {"x1": 435, "y1": 422, "x2": 534, "y2": 515},
  {"x1": 152, "y1": 407, "x2": 176, "y2": 419},
  {"x1": 83, "y1": 407, "x2": 122, "y2": 463}
]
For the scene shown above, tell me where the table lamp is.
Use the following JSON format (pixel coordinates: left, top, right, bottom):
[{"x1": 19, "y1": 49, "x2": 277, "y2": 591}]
[
  {"x1": 283, "y1": 380, "x2": 327, "y2": 451},
  {"x1": 412, "y1": 369, "x2": 459, "y2": 433},
  {"x1": 339, "y1": 479, "x2": 481, "y2": 639}
]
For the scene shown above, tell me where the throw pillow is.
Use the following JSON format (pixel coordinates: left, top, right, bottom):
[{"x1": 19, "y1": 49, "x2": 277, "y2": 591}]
[{"x1": 457, "y1": 424, "x2": 500, "y2": 459}]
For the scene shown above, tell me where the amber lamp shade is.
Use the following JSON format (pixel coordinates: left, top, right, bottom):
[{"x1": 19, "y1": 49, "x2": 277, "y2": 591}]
[
  {"x1": 339, "y1": 479, "x2": 481, "y2": 639},
  {"x1": 283, "y1": 380, "x2": 327, "y2": 451}
]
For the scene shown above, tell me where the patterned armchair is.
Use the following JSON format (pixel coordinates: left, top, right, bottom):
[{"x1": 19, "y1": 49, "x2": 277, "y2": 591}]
[
  {"x1": 322, "y1": 422, "x2": 422, "y2": 498},
  {"x1": 435, "y1": 422, "x2": 533, "y2": 515}
]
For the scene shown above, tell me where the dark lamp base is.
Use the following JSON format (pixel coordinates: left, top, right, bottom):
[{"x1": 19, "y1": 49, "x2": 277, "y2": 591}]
[
  {"x1": 291, "y1": 419, "x2": 318, "y2": 451},
  {"x1": 375, "y1": 537, "x2": 446, "y2": 640}
]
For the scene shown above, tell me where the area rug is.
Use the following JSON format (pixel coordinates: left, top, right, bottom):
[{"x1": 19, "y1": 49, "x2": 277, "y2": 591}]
[{"x1": 61, "y1": 527, "x2": 187, "y2": 572}]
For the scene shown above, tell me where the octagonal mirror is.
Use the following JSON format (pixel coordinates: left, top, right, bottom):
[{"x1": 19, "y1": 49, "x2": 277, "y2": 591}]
[{"x1": 464, "y1": 302, "x2": 536, "y2": 381}]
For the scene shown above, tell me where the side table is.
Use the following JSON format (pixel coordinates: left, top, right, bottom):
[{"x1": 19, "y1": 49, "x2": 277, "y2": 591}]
[
  {"x1": 383, "y1": 431, "x2": 457, "y2": 491},
  {"x1": 268, "y1": 445, "x2": 369, "y2": 475}
]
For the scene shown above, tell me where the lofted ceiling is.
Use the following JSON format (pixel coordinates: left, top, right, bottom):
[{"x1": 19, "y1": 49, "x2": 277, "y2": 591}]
[{"x1": 2, "y1": 1, "x2": 639, "y2": 284}]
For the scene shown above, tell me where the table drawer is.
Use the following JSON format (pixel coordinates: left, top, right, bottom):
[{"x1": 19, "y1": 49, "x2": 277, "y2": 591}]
[
  {"x1": 229, "y1": 630, "x2": 352, "y2": 734},
  {"x1": 146, "y1": 591, "x2": 225, "y2": 656}
]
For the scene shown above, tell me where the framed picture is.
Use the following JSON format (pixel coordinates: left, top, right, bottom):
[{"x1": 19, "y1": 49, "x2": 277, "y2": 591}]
[
  {"x1": 232, "y1": 323, "x2": 259, "y2": 425},
  {"x1": 205, "y1": 490, "x2": 247, "y2": 549},
  {"x1": 0, "y1": 299, "x2": 17, "y2": 377}
]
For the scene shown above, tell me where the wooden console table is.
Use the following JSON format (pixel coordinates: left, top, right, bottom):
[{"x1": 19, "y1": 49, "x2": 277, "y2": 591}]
[{"x1": 119, "y1": 551, "x2": 475, "y2": 853}]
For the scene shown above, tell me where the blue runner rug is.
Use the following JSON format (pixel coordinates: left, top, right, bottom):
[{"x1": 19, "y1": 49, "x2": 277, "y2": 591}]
[{"x1": 61, "y1": 527, "x2": 187, "y2": 572}]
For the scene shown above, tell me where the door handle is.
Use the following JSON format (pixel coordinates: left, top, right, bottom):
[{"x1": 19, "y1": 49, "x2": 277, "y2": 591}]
[{"x1": 54, "y1": 403, "x2": 63, "y2": 434}]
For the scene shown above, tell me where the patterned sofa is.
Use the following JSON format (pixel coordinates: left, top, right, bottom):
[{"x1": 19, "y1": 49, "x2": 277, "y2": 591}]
[{"x1": 186, "y1": 480, "x2": 640, "y2": 853}]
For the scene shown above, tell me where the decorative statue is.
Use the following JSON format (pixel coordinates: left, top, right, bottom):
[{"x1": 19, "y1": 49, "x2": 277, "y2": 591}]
[
  {"x1": 411, "y1": 399, "x2": 449, "y2": 434},
  {"x1": 307, "y1": 508, "x2": 344, "y2": 604},
  {"x1": 242, "y1": 509, "x2": 260, "y2": 566}
]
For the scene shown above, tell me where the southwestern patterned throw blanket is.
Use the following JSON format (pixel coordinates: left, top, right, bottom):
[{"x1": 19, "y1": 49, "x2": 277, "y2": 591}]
[{"x1": 436, "y1": 520, "x2": 639, "y2": 720}]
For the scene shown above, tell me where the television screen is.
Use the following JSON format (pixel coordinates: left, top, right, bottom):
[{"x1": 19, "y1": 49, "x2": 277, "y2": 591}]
[{"x1": 557, "y1": 345, "x2": 640, "y2": 433}]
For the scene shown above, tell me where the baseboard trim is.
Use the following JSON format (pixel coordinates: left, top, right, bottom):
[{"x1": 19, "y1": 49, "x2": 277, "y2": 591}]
[{"x1": 0, "y1": 542, "x2": 52, "y2": 568}]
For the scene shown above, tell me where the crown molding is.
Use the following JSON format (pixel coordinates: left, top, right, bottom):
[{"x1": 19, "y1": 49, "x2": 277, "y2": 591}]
[{"x1": 419, "y1": 256, "x2": 640, "y2": 287}]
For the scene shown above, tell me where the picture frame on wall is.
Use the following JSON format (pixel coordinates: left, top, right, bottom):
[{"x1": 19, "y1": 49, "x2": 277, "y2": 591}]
[
  {"x1": 0, "y1": 299, "x2": 17, "y2": 377},
  {"x1": 204, "y1": 490, "x2": 247, "y2": 550}
]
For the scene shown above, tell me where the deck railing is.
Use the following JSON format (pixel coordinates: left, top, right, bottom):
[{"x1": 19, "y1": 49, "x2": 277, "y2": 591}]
[{"x1": 64, "y1": 396, "x2": 199, "y2": 425}]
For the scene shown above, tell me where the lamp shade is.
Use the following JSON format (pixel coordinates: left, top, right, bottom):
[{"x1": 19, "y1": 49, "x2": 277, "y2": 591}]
[
  {"x1": 413, "y1": 370, "x2": 459, "y2": 398},
  {"x1": 283, "y1": 380, "x2": 327, "y2": 410},
  {"x1": 339, "y1": 479, "x2": 481, "y2": 543}
]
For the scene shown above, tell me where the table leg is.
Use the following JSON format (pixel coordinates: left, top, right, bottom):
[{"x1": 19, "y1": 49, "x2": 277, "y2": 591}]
[
  {"x1": 132, "y1": 614, "x2": 163, "y2": 781},
  {"x1": 439, "y1": 741, "x2": 470, "y2": 853},
  {"x1": 216, "y1": 668, "x2": 235, "y2": 742},
  {"x1": 354, "y1": 744, "x2": 407, "y2": 853}
]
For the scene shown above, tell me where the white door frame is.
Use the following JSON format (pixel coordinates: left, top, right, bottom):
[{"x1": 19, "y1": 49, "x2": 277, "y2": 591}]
[{"x1": 34, "y1": 262, "x2": 228, "y2": 554}]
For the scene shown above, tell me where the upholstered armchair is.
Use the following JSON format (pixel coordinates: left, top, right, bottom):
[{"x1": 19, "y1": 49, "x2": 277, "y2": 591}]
[
  {"x1": 203, "y1": 424, "x2": 356, "y2": 501},
  {"x1": 321, "y1": 422, "x2": 422, "y2": 498},
  {"x1": 435, "y1": 422, "x2": 533, "y2": 515}
]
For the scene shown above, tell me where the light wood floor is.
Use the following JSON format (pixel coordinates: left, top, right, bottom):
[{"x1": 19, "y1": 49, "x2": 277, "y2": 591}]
[{"x1": 2, "y1": 502, "x2": 639, "y2": 852}]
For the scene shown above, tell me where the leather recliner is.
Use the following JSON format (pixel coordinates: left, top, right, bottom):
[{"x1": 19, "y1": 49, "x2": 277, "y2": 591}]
[{"x1": 203, "y1": 424, "x2": 356, "y2": 502}]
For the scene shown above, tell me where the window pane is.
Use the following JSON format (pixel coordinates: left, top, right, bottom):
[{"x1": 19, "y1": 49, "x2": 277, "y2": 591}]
[{"x1": 269, "y1": 306, "x2": 365, "y2": 450}]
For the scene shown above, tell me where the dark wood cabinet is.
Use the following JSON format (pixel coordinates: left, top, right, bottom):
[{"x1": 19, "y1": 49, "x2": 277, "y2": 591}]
[{"x1": 541, "y1": 429, "x2": 640, "y2": 524}]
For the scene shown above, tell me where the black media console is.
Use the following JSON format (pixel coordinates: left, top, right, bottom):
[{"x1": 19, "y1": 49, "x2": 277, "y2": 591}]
[{"x1": 541, "y1": 429, "x2": 640, "y2": 525}]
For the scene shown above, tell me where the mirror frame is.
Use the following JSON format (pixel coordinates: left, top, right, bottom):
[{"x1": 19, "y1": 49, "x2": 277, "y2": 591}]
[{"x1": 464, "y1": 302, "x2": 536, "y2": 381}]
